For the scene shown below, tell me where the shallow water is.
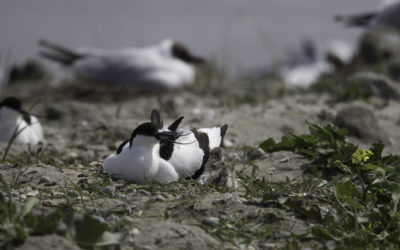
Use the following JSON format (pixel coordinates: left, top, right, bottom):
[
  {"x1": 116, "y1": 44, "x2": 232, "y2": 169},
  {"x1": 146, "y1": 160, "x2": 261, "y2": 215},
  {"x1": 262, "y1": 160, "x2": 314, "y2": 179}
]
[{"x1": 0, "y1": 0, "x2": 377, "y2": 75}]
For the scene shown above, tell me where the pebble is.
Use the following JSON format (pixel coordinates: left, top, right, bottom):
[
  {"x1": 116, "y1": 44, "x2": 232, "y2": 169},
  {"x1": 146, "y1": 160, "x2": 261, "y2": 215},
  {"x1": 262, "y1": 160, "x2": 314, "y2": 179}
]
[
  {"x1": 27, "y1": 170, "x2": 38, "y2": 175},
  {"x1": 202, "y1": 217, "x2": 220, "y2": 226},
  {"x1": 129, "y1": 228, "x2": 140, "y2": 236},
  {"x1": 138, "y1": 190, "x2": 151, "y2": 196},
  {"x1": 44, "y1": 181, "x2": 57, "y2": 187},
  {"x1": 11, "y1": 190, "x2": 19, "y2": 197},
  {"x1": 67, "y1": 152, "x2": 78, "y2": 159},
  {"x1": 0, "y1": 163, "x2": 16, "y2": 169},
  {"x1": 51, "y1": 191, "x2": 64, "y2": 198},
  {"x1": 247, "y1": 147, "x2": 265, "y2": 161},
  {"x1": 26, "y1": 190, "x2": 39, "y2": 197},
  {"x1": 155, "y1": 194, "x2": 166, "y2": 201},
  {"x1": 223, "y1": 139, "x2": 234, "y2": 147},
  {"x1": 101, "y1": 185, "x2": 116, "y2": 197},
  {"x1": 194, "y1": 205, "x2": 209, "y2": 214},
  {"x1": 280, "y1": 157, "x2": 289, "y2": 163},
  {"x1": 42, "y1": 200, "x2": 53, "y2": 206},
  {"x1": 212, "y1": 198, "x2": 226, "y2": 205},
  {"x1": 167, "y1": 204, "x2": 177, "y2": 210},
  {"x1": 89, "y1": 161, "x2": 103, "y2": 168},
  {"x1": 67, "y1": 190, "x2": 78, "y2": 197}
]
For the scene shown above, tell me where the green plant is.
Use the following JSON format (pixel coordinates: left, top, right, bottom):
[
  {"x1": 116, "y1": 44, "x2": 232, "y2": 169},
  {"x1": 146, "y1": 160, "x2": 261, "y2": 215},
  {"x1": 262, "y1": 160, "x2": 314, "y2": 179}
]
[
  {"x1": 255, "y1": 122, "x2": 400, "y2": 248},
  {"x1": 0, "y1": 176, "x2": 122, "y2": 249}
]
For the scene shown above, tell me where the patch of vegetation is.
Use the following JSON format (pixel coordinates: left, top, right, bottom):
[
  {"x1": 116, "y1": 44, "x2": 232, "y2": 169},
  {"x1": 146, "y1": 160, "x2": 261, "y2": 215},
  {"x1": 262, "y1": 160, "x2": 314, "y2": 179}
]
[
  {"x1": 311, "y1": 77, "x2": 371, "y2": 103},
  {"x1": 0, "y1": 176, "x2": 122, "y2": 249},
  {"x1": 254, "y1": 122, "x2": 400, "y2": 248}
]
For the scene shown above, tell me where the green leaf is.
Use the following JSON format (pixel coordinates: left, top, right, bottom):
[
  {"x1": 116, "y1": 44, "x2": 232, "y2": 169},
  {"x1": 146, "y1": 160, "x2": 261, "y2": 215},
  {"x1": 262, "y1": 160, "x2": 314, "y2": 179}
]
[
  {"x1": 311, "y1": 226, "x2": 334, "y2": 240},
  {"x1": 18, "y1": 198, "x2": 38, "y2": 218},
  {"x1": 335, "y1": 181, "x2": 362, "y2": 209},
  {"x1": 73, "y1": 214, "x2": 122, "y2": 247}
]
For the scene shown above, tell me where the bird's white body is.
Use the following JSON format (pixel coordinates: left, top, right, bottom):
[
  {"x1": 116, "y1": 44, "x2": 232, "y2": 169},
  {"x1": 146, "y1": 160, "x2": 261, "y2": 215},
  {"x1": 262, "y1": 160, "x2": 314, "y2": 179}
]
[
  {"x1": 64, "y1": 39, "x2": 195, "y2": 89},
  {"x1": 164, "y1": 125, "x2": 227, "y2": 179},
  {"x1": 0, "y1": 106, "x2": 43, "y2": 144},
  {"x1": 165, "y1": 125, "x2": 204, "y2": 178},
  {"x1": 103, "y1": 135, "x2": 179, "y2": 183},
  {"x1": 279, "y1": 40, "x2": 354, "y2": 87},
  {"x1": 280, "y1": 61, "x2": 332, "y2": 88}
]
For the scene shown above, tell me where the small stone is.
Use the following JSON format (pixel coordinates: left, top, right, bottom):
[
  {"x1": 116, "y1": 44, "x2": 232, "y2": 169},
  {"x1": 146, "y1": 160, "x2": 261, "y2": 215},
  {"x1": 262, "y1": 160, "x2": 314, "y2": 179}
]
[
  {"x1": 195, "y1": 205, "x2": 209, "y2": 214},
  {"x1": 167, "y1": 204, "x2": 177, "y2": 210},
  {"x1": 0, "y1": 163, "x2": 16, "y2": 169},
  {"x1": 11, "y1": 190, "x2": 19, "y2": 197},
  {"x1": 44, "y1": 181, "x2": 57, "y2": 187},
  {"x1": 92, "y1": 215, "x2": 106, "y2": 224},
  {"x1": 222, "y1": 139, "x2": 234, "y2": 147},
  {"x1": 27, "y1": 170, "x2": 38, "y2": 175},
  {"x1": 155, "y1": 194, "x2": 166, "y2": 201},
  {"x1": 67, "y1": 190, "x2": 78, "y2": 197},
  {"x1": 89, "y1": 161, "x2": 103, "y2": 167},
  {"x1": 333, "y1": 105, "x2": 388, "y2": 143},
  {"x1": 78, "y1": 179, "x2": 89, "y2": 185},
  {"x1": 42, "y1": 200, "x2": 53, "y2": 206},
  {"x1": 20, "y1": 194, "x2": 27, "y2": 200},
  {"x1": 51, "y1": 191, "x2": 64, "y2": 198},
  {"x1": 26, "y1": 190, "x2": 39, "y2": 197},
  {"x1": 78, "y1": 173, "x2": 89, "y2": 178},
  {"x1": 212, "y1": 198, "x2": 226, "y2": 205},
  {"x1": 280, "y1": 157, "x2": 289, "y2": 163},
  {"x1": 202, "y1": 217, "x2": 220, "y2": 226},
  {"x1": 350, "y1": 72, "x2": 400, "y2": 100},
  {"x1": 247, "y1": 147, "x2": 266, "y2": 161},
  {"x1": 123, "y1": 216, "x2": 135, "y2": 223},
  {"x1": 101, "y1": 185, "x2": 116, "y2": 197},
  {"x1": 129, "y1": 228, "x2": 140, "y2": 236},
  {"x1": 264, "y1": 243, "x2": 277, "y2": 248},
  {"x1": 138, "y1": 189, "x2": 151, "y2": 196},
  {"x1": 67, "y1": 152, "x2": 78, "y2": 159}
]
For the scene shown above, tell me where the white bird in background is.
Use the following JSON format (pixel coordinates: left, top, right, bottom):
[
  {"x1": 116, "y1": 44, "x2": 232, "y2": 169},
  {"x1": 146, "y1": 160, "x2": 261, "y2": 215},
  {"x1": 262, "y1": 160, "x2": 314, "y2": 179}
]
[
  {"x1": 0, "y1": 97, "x2": 44, "y2": 144},
  {"x1": 103, "y1": 110, "x2": 228, "y2": 184},
  {"x1": 38, "y1": 39, "x2": 205, "y2": 90},
  {"x1": 335, "y1": 0, "x2": 400, "y2": 31},
  {"x1": 278, "y1": 40, "x2": 354, "y2": 88}
]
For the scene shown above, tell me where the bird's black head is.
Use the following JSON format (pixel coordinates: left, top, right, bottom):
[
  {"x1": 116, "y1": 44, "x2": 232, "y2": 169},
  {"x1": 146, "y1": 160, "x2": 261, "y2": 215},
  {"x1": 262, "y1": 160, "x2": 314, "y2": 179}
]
[
  {"x1": 0, "y1": 96, "x2": 22, "y2": 111},
  {"x1": 129, "y1": 122, "x2": 180, "y2": 147},
  {"x1": 172, "y1": 42, "x2": 205, "y2": 64},
  {"x1": 131, "y1": 122, "x2": 158, "y2": 138}
]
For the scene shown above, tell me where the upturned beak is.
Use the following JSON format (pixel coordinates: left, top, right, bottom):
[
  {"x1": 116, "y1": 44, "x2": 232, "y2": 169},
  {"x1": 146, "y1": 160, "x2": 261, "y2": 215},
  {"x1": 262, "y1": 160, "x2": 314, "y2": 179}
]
[{"x1": 155, "y1": 130, "x2": 180, "y2": 141}]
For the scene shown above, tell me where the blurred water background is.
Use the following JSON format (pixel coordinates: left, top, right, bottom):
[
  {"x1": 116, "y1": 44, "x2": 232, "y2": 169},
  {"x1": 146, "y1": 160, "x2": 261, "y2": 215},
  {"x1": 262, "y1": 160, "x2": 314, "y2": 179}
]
[{"x1": 0, "y1": 0, "x2": 378, "y2": 77}]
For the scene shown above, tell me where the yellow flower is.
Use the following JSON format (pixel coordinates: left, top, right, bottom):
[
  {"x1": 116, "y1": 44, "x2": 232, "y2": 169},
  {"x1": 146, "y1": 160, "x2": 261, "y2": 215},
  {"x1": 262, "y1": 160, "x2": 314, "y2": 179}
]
[{"x1": 351, "y1": 149, "x2": 373, "y2": 165}]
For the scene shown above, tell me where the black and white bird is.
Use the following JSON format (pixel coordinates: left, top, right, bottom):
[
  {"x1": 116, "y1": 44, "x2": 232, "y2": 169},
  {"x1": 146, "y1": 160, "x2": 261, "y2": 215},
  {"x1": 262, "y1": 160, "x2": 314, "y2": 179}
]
[
  {"x1": 0, "y1": 97, "x2": 44, "y2": 144},
  {"x1": 335, "y1": 1, "x2": 400, "y2": 31},
  {"x1": 38, "y1": 39, "x2": 205, "y2": 90},
  {"x1": 103, "y1": 110, "x2": 228, "y2": 184},
  {"x1": 150, "y1": 110, "x2": 228, "y2": 180},
  {"x1": 103, "y1": 122, "x2": 181, "y2": 183}
]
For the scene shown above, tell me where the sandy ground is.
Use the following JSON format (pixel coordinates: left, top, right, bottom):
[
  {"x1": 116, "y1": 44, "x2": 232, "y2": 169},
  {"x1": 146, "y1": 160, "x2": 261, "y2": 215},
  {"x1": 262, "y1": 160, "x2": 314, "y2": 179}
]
[{"x1": 1, "y1": 79, "x2": 400, "y2": 249}]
